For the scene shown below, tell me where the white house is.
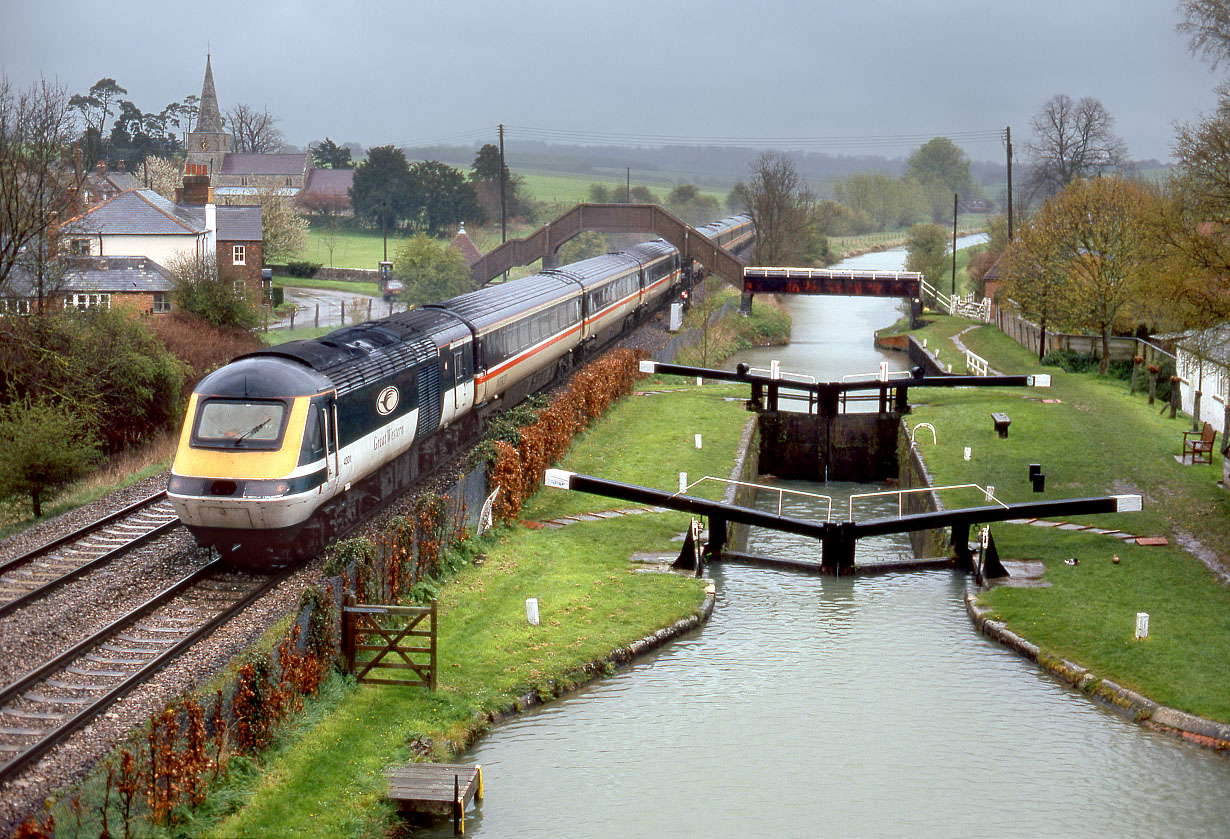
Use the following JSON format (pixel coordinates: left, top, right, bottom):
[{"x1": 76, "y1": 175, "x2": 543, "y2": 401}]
[{"x1": 62, "y1": 188, "x2": 215, "y2": 267}]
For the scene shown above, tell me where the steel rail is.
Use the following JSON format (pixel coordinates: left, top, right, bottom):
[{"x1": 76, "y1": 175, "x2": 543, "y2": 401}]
[
  {"x1": 0, "y1": 560, "x2": 297, "y2": 784},
  {"x1": 0, "y1": 491, "x2": 169, "y2": 576},
  {"x1": 0, "y1": 518, "x2": 183, "y2": 620}
]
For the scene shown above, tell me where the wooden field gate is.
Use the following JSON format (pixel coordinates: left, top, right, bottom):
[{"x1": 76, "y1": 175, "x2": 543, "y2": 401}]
[{"x1": 342, "y1": 593, "x2": 437, "y2": 689}]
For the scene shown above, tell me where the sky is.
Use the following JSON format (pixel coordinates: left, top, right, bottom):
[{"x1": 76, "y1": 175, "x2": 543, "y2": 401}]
[{"x1": 0, "y1": 0, "x2": 1223, "y2": 165}]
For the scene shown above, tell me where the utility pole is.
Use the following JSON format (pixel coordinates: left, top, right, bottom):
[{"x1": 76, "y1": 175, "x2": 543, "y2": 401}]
[
  {"x1": 951, "y1": 193, "x2": 958, "y2": 298},
  {"x1": 626, "y1": 167, "x2": 630, "y2": 203},
  {"x1": 1006, "y1": 126, "x2": 1013, "y2": 242},
  {"x1": 499, "y1": 123, "x2": 507, "y2": 245}
]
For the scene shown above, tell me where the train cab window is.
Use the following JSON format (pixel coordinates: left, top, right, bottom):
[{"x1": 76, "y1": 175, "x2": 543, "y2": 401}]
[
  {"x1": 299, "y1": 402, "x2": 326, "y2": 464},
  {"x1": 193, "y1": 399, "x2": 287, "y2": 449}
]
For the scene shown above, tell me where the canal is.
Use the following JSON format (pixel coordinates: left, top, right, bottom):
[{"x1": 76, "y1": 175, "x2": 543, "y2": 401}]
[{"x1": 434, "y1": 239, "x2": 1230, "y2": 837}]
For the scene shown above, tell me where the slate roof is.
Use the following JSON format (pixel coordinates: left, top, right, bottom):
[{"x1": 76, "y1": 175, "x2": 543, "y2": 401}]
[
  {"x1": 182, "y1": 205, "x2": 263, "y2": 241},
  {"x1": 68, "y1": 189, "x2": 206, "y2": 235},
  {"x1": 4, "y1": 256, "x2": 175, "y2": 296},
  {"x1": 1178, "y1": 325, "x2": 1230, "y2": 365},
  {"x1": 300, "y1": 167, "x2": 354, "y2": 199},
  {"x1": 450, "y1": 224, "x2": 483, "y2": 266},
  {"x1": 219, "y1": 153, "x2": 309, "y2": 176}
]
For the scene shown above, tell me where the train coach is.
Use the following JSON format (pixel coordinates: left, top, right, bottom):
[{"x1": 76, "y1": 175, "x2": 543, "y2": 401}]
[{"x1": 167, "y1": 214, "x2": 750, "y2": 560}]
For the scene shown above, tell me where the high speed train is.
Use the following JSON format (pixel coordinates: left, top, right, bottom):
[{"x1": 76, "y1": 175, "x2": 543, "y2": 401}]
[{"x1": 167, "y1": 214, "x2": 753, "y2": 560}]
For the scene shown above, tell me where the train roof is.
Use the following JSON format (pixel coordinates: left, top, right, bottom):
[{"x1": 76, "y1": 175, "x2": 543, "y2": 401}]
[
  {"x1": 623, "y1": 240, "x2": 678, "y2": 263},
  {"x1": 545, "y1": 252, "x2": 641, "y2": 287},
  {"x1": 241, "y1": 308, "x2": 467, "y2": 397},
  {"x1": 429, "y1": 273, "x2": 579, "y2": 330},
  {"x1": 194, "y1": 355, "x2": 332, "y2": 399}
]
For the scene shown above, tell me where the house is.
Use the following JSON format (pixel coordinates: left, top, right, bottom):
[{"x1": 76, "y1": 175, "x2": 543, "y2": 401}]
[
  {"x1": 60, "y1": 182, "x2": 264, "y2": 298},
  {"x1": 82, "y1": 160, "x2": 140, "y2": 207},
  {"x1": 297, "y1": 167, "x2": 354, "y2": 215},
  {"x1": 1, "y1": 255, "x2": 176, "y2": 317},
  {"x1": 1175, "y1": 325, "x2": 1230, "y2": 433}
]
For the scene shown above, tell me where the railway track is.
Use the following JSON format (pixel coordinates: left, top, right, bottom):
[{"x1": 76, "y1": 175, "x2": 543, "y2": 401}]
[
  {"x1": 0, "y1": 559, "x2": 295, "y2": 784},
  {"x1": 0, "y1": 492, "x2": 181, "y2": 618}
]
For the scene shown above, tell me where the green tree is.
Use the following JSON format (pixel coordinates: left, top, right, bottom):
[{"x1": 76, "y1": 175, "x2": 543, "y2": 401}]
[
  {"x1": 0, "y1": 397, "x2": 99, "y2": 517},
  {"x1": 406, "y1": 161, "x2": 483, "y2": 234},
  {"x1": 559, "y1": 231, "x2": 611, "y2": 264},
  {"x1": 169, "y1": 251, "x2": 259, "y2": 330},
  {"x1": 906, "y1": 223, "x2": 951, "y2": 291},
  {"x1": 311, "y1": 137, "x2": 353, "y2": 169},
  {"x1": 471, "y1": 144, "x2": 505, "y2": 182},
  {"x1": 394, "y1": 233, "x2": 472, "y2": 305},
  {"x1": 905, "y1": 137, "x2": 981, "y2": 202},
  {"x1": 665, "y1": 184, "x2": 721, "y2": 226},
  {"x1": 1025, "y1": 176, "x2": 1154, "y2": 373},
  {"x1": 350, "y1": 145, "x2": 415, "y2": 233},
  {"x1": 1001, "y1": 210, "x2": 1073, "y2": 360}
]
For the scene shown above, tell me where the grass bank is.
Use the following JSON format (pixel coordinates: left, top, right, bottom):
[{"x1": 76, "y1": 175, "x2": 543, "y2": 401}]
[
  {"x1": 905, "y1": 319, "x2": 1230, "y2": 721},
  {"x1": 200, "y1": 382, "x2": 750, "y2": 837}
]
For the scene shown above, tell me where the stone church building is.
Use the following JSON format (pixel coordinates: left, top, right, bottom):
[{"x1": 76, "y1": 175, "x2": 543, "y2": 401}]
[{"x1": 186, "y1": 57, "x2": 311, "y2": 203}]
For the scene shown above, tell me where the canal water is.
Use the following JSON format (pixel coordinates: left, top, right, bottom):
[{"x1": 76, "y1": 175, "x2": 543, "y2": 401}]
[{"x1": 434, "y1": 239, "x2": 1230, "y2": 837}]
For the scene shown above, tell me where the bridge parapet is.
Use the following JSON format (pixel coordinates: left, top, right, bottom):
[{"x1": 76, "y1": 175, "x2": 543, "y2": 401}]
[
  {"x1": 470, "y1": 203, "x2": 746, "y2": 287},
  {"x1": 743, "y1": 267, "x2": 922, "y2": 298}
]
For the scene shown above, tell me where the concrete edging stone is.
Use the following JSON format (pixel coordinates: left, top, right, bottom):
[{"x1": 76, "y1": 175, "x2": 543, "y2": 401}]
[{"x1": 965, "y1": 594, "x2": 1230, "y2": 750}]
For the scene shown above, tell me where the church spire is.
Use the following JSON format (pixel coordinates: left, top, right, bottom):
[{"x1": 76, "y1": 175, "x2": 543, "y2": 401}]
[{"x1": 197, "y1": 54, "x2": 223, "y2": 134}]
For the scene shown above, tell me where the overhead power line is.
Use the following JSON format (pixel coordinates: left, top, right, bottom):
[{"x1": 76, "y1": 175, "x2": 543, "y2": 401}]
[{"x1": 399, "y1": 124, "x2": 1006, "y2": 152}]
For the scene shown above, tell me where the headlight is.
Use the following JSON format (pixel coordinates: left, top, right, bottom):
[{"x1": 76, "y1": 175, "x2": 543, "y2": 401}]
[
  {"x1": 168, "y1": 475, "x2": 191, "y2": 494},
  {"x1": 243, "y1": 479, "x2": 292, "y2": 498}
]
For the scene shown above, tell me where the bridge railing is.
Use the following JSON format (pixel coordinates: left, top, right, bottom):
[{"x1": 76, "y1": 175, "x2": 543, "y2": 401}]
[
  {"x1": 680, "y1": 476, "x2": 834, "y2": 521},
  {"x1": 849, "y1": 483, "x2": 1008, "y2": 523}
]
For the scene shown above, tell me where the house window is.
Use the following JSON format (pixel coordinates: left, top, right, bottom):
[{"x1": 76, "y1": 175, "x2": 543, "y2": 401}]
[
  {"x1": 286, "y1": 177, "x2": 293, "y2": 186},
  {"x1": 67, "y1": 293, "x2": 110, "y2": 311},
  {"x1": 233, "y1": 245, "x2": 246, "y2": 266},
  {"x1": 153, "y1": 292, "x2": 171, "y2": 313},
  {"x1": 1, "y1": 298, "x2": 31, "y2": 315},
  {"x1": 70, "y1": 238, "x2": 91, "y2": 256}
]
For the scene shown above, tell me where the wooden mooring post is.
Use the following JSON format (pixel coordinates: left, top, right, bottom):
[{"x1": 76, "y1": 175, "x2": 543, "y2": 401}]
[{"x1": 342, "y1": 592, "x2": 437, "y2": 689}]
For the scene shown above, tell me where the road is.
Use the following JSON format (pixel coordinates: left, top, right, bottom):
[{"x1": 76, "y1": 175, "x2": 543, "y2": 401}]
[{"x1": 274, "y1": 286, "x2": 407, "y2": 329}]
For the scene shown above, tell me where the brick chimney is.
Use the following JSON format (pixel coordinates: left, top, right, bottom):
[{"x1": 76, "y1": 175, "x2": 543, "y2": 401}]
[
  {"x1": 177, "y1": 163, "x2": 213, "y2": 205},
  {"x1": 95, "y1": 159, "x2": 106, "y2": 174}
]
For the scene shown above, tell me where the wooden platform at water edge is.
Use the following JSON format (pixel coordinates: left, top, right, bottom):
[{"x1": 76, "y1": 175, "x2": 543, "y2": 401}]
[{"x1": 387, "y1": 762, "x2": 483, "y2": 834}]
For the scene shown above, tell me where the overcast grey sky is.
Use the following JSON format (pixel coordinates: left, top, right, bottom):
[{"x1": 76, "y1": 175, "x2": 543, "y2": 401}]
[{"x1": 1, "y1": 0, "x2": 1222, "y2": 163}]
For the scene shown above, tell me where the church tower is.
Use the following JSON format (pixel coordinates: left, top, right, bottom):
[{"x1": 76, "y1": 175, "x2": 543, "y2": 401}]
[{"x1": 186, "y1": 55, "x2": 232, "y2": 175}]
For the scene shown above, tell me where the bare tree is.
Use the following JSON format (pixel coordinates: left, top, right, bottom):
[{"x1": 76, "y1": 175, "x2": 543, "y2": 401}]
[
  {"x1": 0, "y1": 76, "x2": 84, "y2": 298},
  {"x1": 1026, "y1": 94, "x2": 1127, "y2": 197},
  {"x1": 251, "y1": 185, "x2": 309, "y2": 264},
  {"x1": 224, "y1": 103, "x2": 285, "y2": 153},
  {"x1": 1178, "y1": 0, "x2": 1230, "y2": 68},
  {"x1": 745, "y1": 152, "x2": 814, "y2": 266}
]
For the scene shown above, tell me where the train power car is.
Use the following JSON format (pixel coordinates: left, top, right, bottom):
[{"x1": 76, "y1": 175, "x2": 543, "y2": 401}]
[{"x1": 168, "y1": 214, "x2": 751, "y2": 561}]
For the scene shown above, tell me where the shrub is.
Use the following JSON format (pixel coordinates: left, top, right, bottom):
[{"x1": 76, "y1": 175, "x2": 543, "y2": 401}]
[
  {"x1": 149, "y1": 313, "x2": 263, "y2": 398},
  {"x1": 1041, "y1": 349, "x2": 1100, "y2": 373},
  {"x1": 285, "y1": 261, "x2": 322, "y2": 278}
]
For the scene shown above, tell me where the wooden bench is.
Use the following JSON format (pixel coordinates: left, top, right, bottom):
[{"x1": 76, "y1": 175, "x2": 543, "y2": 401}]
[
  {"x1": 991, "y1": 412, "x2": 1011, "y2": 439},
  {"x1": 1182, "y1": 422, "x2": 1217, "y2": 465}
]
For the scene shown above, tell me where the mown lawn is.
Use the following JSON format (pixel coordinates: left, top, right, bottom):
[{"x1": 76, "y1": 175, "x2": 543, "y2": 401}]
[
  {"x1": 907, "y1": 320, "x2": 1230, "y2": 721},
  {"x1": 200, "y1": 384, "x2": 750, "y2": 837}
]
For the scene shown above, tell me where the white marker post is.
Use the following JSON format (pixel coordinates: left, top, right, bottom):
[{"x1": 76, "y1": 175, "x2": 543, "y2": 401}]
[
  {"x1": 1135, "y1": 612, "x2": 1149, "y2": 639},
  {"x1": 695, "y1": 434, "x2": 702, "y2": 449},
  {"x1": 679, "y1": 472, "x2": 688, "y2": 493},
  {"x1": 964, "y1": 446, "x2": 972, "y2": 461},
  {"x1": 526, "y1": 598, "x2": 540, "y2": 626},
  {"x1": 770, "y1": 360, "x2": 781, "y2": 380}
]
